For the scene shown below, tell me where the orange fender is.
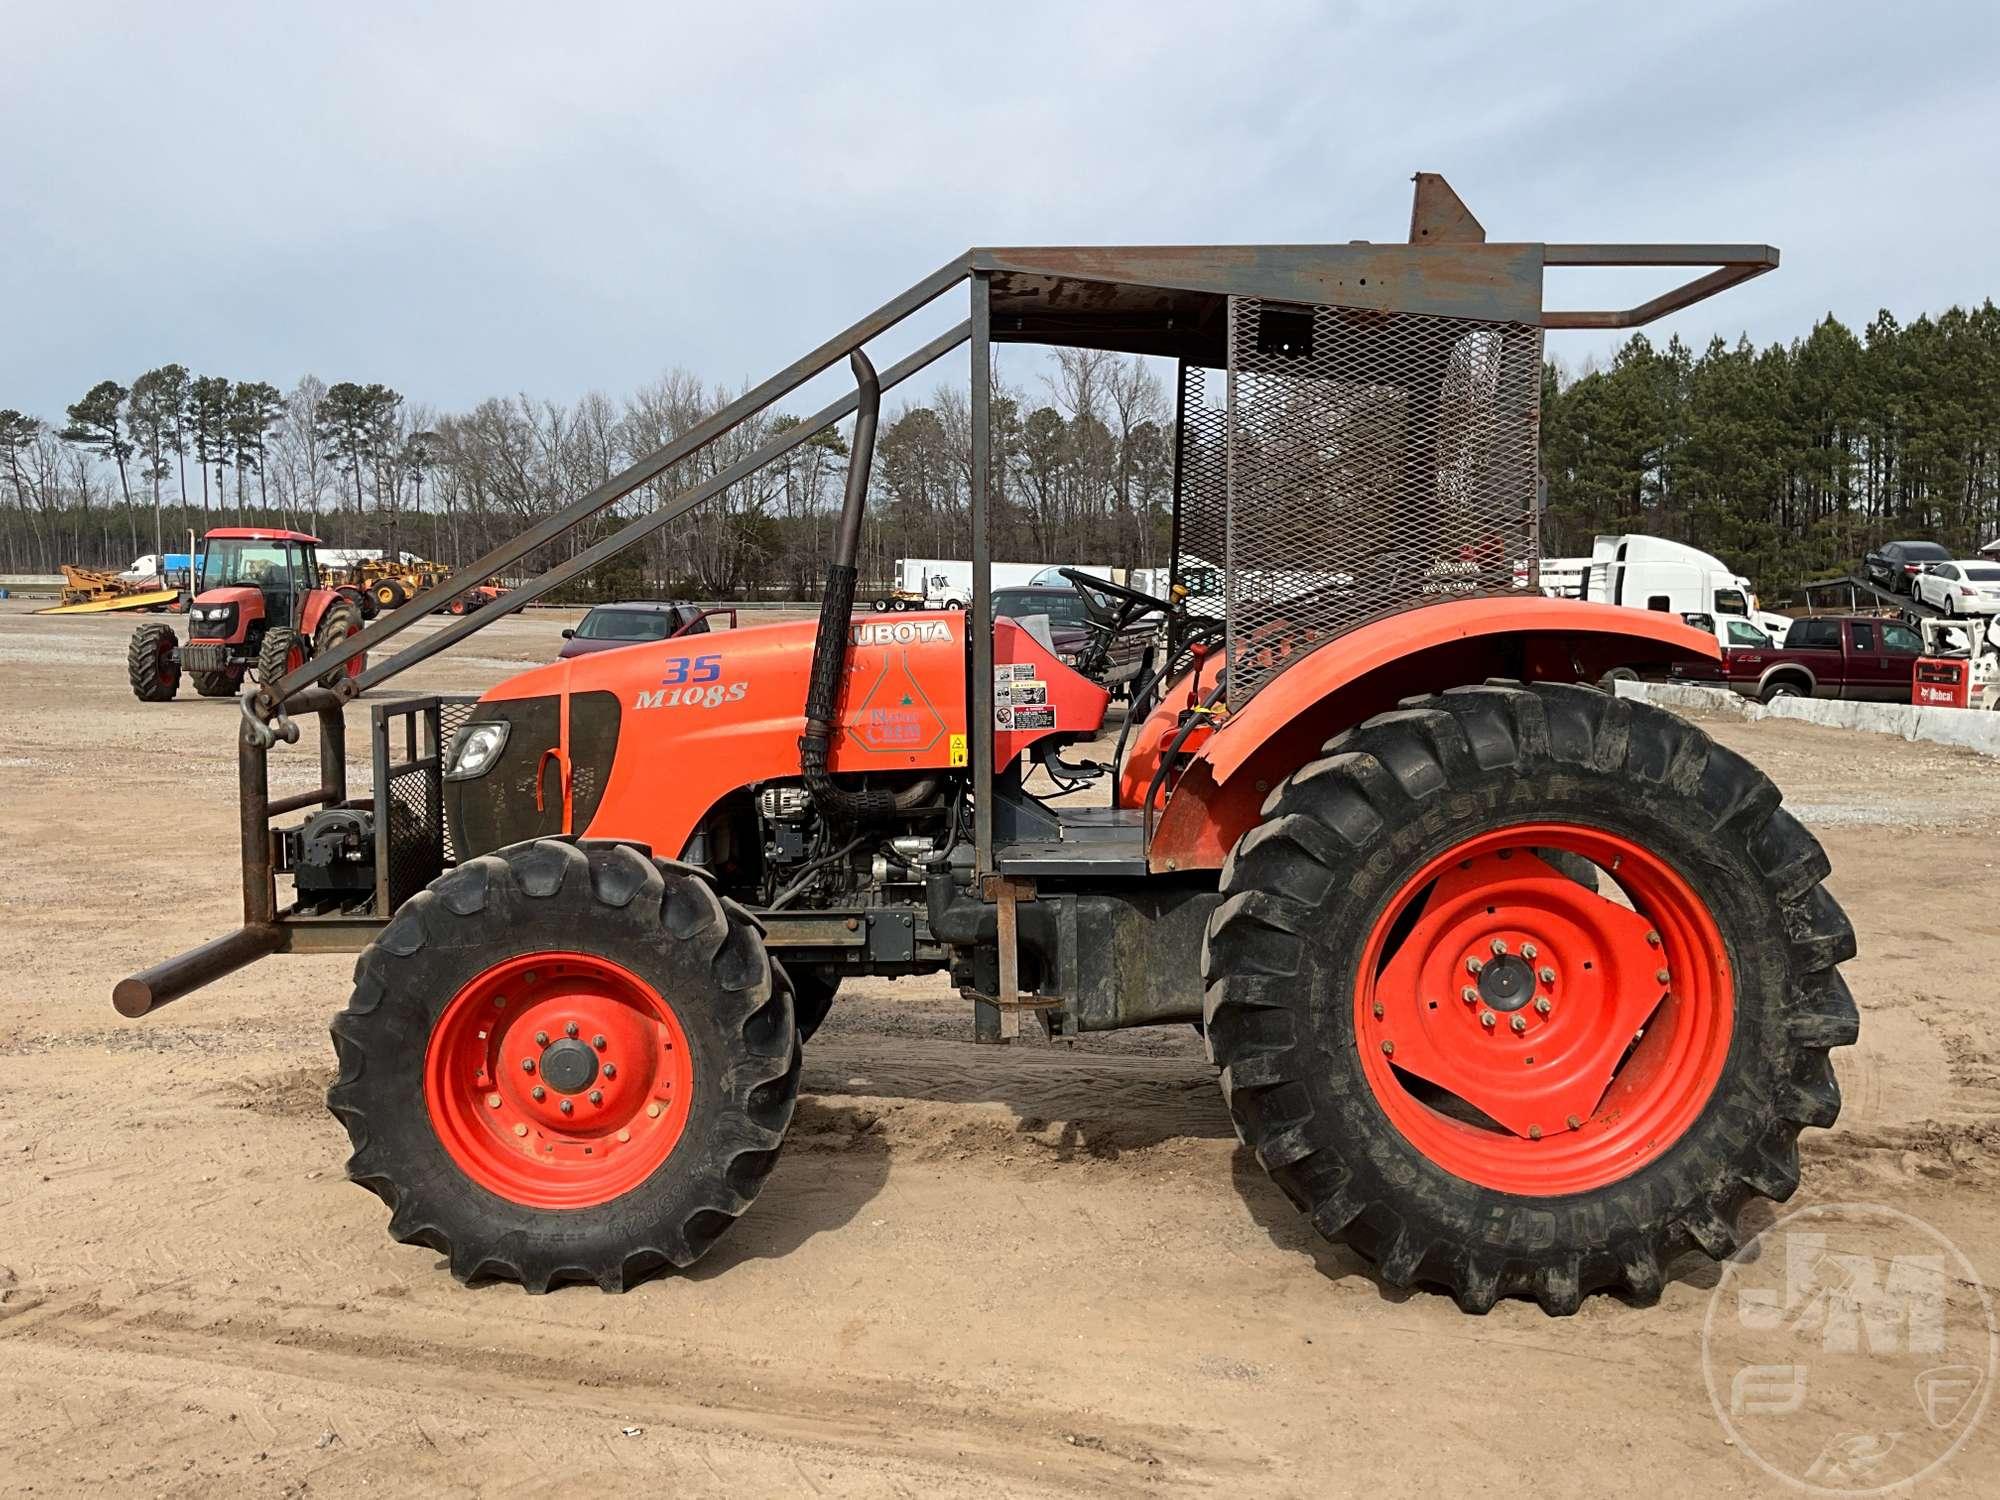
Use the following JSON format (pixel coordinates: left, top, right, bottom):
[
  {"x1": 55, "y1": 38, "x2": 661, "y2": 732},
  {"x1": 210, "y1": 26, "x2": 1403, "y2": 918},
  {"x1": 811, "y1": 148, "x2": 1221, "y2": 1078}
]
[{"x1": 1143, "y1": 598, "x2": 1719, "y2": 872}]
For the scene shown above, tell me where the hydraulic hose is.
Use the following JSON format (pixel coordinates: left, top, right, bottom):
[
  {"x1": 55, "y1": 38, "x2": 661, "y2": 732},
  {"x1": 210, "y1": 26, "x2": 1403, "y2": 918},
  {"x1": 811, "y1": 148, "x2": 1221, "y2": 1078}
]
[{"x1": 799, "y1": 349, "x2": 896, "y2": 821}]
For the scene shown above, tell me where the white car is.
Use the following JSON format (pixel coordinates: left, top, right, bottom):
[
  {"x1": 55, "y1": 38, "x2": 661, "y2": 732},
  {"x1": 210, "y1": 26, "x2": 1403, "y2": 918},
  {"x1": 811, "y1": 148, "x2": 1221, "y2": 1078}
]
[
  {"x1": 1912, "y1": 561, "x2": 2000, "y2": 616},
  {"x1": 1681, "y1": 611, "x2": 1775, "y2": 652}
]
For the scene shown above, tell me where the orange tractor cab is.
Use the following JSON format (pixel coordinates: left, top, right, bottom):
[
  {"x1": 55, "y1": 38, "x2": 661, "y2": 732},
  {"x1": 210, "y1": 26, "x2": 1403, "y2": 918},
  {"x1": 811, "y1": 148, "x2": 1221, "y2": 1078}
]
[
  {"x1": 126, "y1": 528, "x2": 366, "y2": 702},
  {"x1": 120, "y1": 176, "x2": 1856, "y2": 1315}
]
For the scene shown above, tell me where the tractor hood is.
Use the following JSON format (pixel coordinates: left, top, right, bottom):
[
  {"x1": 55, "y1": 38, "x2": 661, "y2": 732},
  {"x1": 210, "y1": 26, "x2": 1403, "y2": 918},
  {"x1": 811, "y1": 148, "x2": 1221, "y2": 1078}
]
[{"x1": 443, "y1": 611, "x2": 1103, "y2": 863}]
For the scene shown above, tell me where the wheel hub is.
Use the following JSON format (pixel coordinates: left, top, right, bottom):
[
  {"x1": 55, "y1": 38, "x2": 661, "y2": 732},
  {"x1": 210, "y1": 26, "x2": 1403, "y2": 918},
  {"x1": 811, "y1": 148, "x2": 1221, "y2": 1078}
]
[
  {"x1": 423, "y1": 953, "x2": 695, "y2": 1209},
  {"x1": 1476, "y1": 952, "x2": 1535, "y2": 1011},
  {"x1": 538, "y1": 1037, "x2": 599, "y2": 1093},
  {"x1": 1354, "y1": 824, "x2": 1735, "y2": 1196}
]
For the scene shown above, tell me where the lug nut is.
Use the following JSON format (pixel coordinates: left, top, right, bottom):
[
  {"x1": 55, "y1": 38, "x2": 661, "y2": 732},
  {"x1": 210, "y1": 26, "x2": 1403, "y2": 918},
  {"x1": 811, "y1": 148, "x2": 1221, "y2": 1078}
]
[
  {"x1": 535, "y1": 1031, "x2": 549, "y2": 1046},
  {"x1": 565, "y1": 1022, "x2": 579, "y2": 1039},
  {"x1": 646, "y1": 1101, "x2": 663, "y2": 1118},
  {"x1": 492, "y1": 995, "x2": 506, "y2": 1008},
  {"x1": 1466, "y1": 957, "x2": 1484, "y2": 975},
  {"x1": 1490, "y1": 939, "x2": 1508, "y2": 956},
  {"x1": 1510, "y1": 1015, "x2": 1527, "y2": 1034},
  {"x1": 602, "y1": 1063, "x2": 617, "y2": 1079},
  {"x1": 1566, "y1": 1114, "x2": 1582, "y2": 1131},
  {"x1": 1372, "y1": 1002, "x2": 1385, "y2": 1019},
  {"x1": 1521, "y1": 943, "x2": 1538, "y2": 960},
  {"x1": 1534, "y1": 997, "x2": 1552, "y2": 1016},
  {"x1": 520, "y1": 1058, "x2": 534, "y2": 1073},
  {"x1": 485, "y1": 1092, "x2": 501, "y2": 1109},
  {"x1": 616, "y1": 1128, "x2": 631, "y2": 1143},
  {"x1": 1461, "y1": 986, "x2": 1477, "y2": 1003},
  {"x1": 1539, "y1": 966, "x2": 1556, "y2": 984},
  {"x1": 1656, "y1": 968, "x2": 1671, "y2": 985},
  {"x1": 1380, "y1": 1040, "x2": 1395, "y2": 1056},
  {"x1": 532, "y1": 1086, "x2": 546, "y2": 1101},
  {"x1": 1646, "y1": 930, "x2": 1661, "y2": 947},
  {"x1": 1528, "y1": 1125, "x2": 1543, "y2": 1140},
  {"x1": 593, "y1": 1034, "x2": 607, "y2": 1050},
  {"x1": 512, "y1": 1123, "x2": 527, "y2": 1137},
  {"x1": 1480, "y1": 1010, "x2": 1497, "y2": 1029},
  {"x1": 559, "y1": 1098, "x2": 573, "y2": 1115},
  {"x1": 588, "y1": 1089, "x2": 603, "y2": 1105}
]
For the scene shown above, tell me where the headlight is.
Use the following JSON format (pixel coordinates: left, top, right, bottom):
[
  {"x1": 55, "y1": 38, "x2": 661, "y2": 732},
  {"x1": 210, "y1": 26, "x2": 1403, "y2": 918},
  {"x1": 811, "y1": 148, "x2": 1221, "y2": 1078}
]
[
  {"x1": 191, "y1": 604, "x2": 236, "y2": 631},
  {"x1": 445, "y1": 721, "x2": 510, "y2": 781}
]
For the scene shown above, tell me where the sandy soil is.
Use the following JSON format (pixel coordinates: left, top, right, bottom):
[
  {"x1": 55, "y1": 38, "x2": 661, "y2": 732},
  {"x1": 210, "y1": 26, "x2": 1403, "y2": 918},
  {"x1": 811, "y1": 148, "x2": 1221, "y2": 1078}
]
[{"x1": 3, "y1": 600, "x2": 1998, "y2": 1497}]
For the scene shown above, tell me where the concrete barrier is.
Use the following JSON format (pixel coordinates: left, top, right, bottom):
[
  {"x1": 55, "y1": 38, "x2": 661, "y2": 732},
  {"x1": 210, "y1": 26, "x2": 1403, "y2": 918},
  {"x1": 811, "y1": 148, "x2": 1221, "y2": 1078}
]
[{"x1": 1616, "y1": 680, "x2": 2000, "y2": 759}]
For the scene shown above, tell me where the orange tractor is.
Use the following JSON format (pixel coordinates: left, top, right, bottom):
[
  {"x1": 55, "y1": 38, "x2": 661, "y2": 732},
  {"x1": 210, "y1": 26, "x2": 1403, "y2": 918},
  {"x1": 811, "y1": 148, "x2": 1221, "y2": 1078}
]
[
  {"x1": 126, "y1": 528, "x2": 367, "y2": 701},
  {"x1": 119, "y1": 177, "x2": 1854, "y2": 1314}
]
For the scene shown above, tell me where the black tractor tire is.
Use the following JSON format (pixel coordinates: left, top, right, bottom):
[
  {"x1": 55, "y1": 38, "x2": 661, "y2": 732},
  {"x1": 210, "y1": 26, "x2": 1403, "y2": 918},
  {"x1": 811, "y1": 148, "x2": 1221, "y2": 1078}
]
[
  {"x1": 782, "y1": 963, "x2": 840, "y2": 1042},
  {"x1": 1203, "y1": 681, "x2": 1858, "y2": 1316},
  {"x1": 127, "y1": 622, "x2": 180, "y2": 702},
  {"x1": 328, "y1": 839, "x2": 800, "y2": 1292},
  {"x1": 314, "y1": 597, "x2": 366, "y2": 688},
  {"x1": 192, "y1": 670, "x2": 240, "y2": 697},
  {"x1": 370, "y1": 578, "x2": 407, "y2": 611},
  {"x1": 255, "y1": 627, "x2": 303, "y2": 689}
]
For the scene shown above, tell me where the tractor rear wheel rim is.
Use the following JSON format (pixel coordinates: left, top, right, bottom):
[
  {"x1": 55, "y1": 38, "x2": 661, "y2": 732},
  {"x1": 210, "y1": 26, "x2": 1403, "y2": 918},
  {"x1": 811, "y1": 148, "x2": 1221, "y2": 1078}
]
[
  {"x1": 1354, "y1": 821, "x2": 1733, "y2": 1196},
  {"x1": 425, "y1": 951, "x2": 695, "y2": 1209}
]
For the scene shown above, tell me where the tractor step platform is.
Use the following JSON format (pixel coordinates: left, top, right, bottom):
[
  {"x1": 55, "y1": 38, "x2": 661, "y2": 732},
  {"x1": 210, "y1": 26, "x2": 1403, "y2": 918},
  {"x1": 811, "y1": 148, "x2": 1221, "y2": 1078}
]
[{"x1": 993, "y1": 806, "x2": 1148, "y2": 877}]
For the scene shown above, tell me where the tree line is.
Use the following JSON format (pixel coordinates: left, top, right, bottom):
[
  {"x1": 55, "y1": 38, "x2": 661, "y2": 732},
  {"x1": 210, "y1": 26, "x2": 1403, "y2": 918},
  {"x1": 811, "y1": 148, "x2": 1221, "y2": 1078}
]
[
  {"x1": 4, "y1": 301, "x2": 1996, "y2": 603},
  {"x1": 0, "y1": 348, "x2": 1175, "y2": 600},
  {"x1": 1540, "y1": 301, "x2": 2000, "y2": 597}
]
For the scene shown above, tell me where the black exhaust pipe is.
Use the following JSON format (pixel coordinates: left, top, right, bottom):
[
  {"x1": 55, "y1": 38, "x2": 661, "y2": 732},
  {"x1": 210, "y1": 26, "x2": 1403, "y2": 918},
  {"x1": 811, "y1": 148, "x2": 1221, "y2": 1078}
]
[{"x1": 799, "y1": 350, "x2": 894, "y2": 820}]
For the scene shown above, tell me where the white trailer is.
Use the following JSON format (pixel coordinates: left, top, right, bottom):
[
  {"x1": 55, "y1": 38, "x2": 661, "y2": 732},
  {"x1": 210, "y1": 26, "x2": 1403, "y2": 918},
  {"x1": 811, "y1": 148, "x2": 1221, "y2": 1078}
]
[
  {"x1": 885, "y1": 558, "x2": 1112, "y2": 610},
  {"x1": 1541, "y1": 535, "x2": 1789, "y2": 637}
]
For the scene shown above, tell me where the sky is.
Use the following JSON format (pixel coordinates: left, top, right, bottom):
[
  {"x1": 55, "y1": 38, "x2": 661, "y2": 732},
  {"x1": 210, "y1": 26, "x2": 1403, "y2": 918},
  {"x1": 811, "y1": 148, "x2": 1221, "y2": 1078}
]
[{"x1": 3, "y1": 0, "x2": 1995, "y2": 426}]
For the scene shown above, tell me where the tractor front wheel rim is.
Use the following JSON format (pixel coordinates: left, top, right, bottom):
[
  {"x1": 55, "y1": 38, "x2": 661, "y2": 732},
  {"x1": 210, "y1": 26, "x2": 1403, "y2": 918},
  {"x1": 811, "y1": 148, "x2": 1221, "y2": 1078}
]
[
  {"x1": 425, "y1": 952, "x2": 695, "y2": 1208},
  {"x1": 1354, "y1": 822, "x2": 1733, "y2": 1196}
]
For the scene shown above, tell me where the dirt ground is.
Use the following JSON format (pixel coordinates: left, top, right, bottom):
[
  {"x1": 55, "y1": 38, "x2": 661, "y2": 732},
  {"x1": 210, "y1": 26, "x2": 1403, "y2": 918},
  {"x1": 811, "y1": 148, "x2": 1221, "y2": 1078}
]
[{"x1": 3, "y1": 599, "x2": 1999, "y2": 1497}]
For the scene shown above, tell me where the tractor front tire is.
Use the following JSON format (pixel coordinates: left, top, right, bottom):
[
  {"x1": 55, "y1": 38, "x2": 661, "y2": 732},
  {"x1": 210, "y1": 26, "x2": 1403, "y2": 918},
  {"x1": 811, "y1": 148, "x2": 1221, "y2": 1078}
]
[
  {"x1": 1203, "y1": 682, "x2": 1857, "y2": 1315},
  {"x1": 328, "y1": 839, "x2": 801, "y2": 1291},
  {"x1": 128, "y1": 623, "x2": 180, "y2": 701},
  {"x1": 192, "y1": 670, "x2": 240, "y2": 697},
  {"x1": 255, "y1": 628, "x2": 305, "y2": 689},
  {"x1": 314, "y1": 597, "x2": 366, "y2": 688}
]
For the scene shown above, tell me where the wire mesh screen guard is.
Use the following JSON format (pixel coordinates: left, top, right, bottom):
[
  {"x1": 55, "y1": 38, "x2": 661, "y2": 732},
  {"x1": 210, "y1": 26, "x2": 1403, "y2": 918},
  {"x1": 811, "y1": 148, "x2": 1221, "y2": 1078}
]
[{"x1": 1174, "y1": 297, "x2": 1543, "y2": 708}]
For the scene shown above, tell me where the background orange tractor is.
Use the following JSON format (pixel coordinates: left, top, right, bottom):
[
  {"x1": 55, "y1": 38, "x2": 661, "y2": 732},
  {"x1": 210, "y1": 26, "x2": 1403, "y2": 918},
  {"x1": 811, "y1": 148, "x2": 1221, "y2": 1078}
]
[
  {"x1": 119, "y1": 176, "x2": 1855, "y2": 1315},
  {"x1": 126, "y1": 527, "x2": 366, "y2": 701}
]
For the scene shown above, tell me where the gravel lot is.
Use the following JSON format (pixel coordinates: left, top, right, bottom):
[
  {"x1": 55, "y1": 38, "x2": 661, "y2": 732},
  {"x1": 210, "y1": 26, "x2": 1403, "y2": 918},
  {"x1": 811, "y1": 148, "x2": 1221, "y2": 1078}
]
[{"x1": 3, "y1": 599, "x2": 1997, "y2": 1496}]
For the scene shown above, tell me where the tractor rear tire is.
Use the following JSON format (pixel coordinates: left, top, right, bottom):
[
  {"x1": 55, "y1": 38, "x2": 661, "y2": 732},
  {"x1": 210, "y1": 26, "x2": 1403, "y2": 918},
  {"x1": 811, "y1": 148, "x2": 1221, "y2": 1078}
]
[
  {"x1": 1203, "y1": 681, "x2": 1857, "y2": 1315},
  {"x1": 328, "y1": 839, "x2": 801, "y2": 1291},
  {"x1": 193, "y1": 670, "x2": 239, "y2": 697},
  {"x1": 783, "y1": 963, "x2": 840, "y2": 1042},
  {"x1": 314, "y1": 598, "x2": 366, "y2": 688},
  {"x1": 255, "y1": 628, "x2": 305, "y2": 689},
  {"x1": 128, "y1": 623, "x2": 180, "y2": 702}
]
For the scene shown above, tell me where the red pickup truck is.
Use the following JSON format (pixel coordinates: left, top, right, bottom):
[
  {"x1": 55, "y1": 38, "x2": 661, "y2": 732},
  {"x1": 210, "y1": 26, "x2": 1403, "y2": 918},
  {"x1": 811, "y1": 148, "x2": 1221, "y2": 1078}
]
[{"x1": 1724, "y1": 615, "x2": 1925, "y2": 703}]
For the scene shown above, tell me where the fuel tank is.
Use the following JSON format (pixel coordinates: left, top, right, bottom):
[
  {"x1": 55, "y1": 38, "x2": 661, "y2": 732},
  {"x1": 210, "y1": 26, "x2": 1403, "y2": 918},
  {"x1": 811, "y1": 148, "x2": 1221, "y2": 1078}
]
[{"x1": 444, "y1": 610, "x2": 1107, "y2": 862}]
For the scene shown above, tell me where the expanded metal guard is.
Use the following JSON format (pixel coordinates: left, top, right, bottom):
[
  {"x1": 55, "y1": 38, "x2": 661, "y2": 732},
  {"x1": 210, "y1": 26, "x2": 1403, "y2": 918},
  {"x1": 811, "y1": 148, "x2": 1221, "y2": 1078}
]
[
  {"x1": 371, "y1": 696, "x2": 478, "y2": 913},
  {"x1": 1175, "y1": 297, "x2": 1543, "y2": 706}
]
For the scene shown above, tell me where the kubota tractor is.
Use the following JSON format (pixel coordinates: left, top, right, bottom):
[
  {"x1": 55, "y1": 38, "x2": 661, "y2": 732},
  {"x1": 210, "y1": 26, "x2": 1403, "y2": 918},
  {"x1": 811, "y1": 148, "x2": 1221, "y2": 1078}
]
[
  {"x1": 118, "y1": 176, "x2": 1857, "y2": 1314},
  {"x1": 126, "y1": 528, "x2": 366, "y2": 701}
]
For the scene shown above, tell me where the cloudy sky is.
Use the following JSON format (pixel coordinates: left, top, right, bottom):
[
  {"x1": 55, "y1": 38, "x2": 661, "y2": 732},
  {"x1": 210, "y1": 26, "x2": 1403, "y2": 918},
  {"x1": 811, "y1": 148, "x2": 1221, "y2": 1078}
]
[{"x1": 3, "y1": 0, "x2": 1994, "y2": 423}]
